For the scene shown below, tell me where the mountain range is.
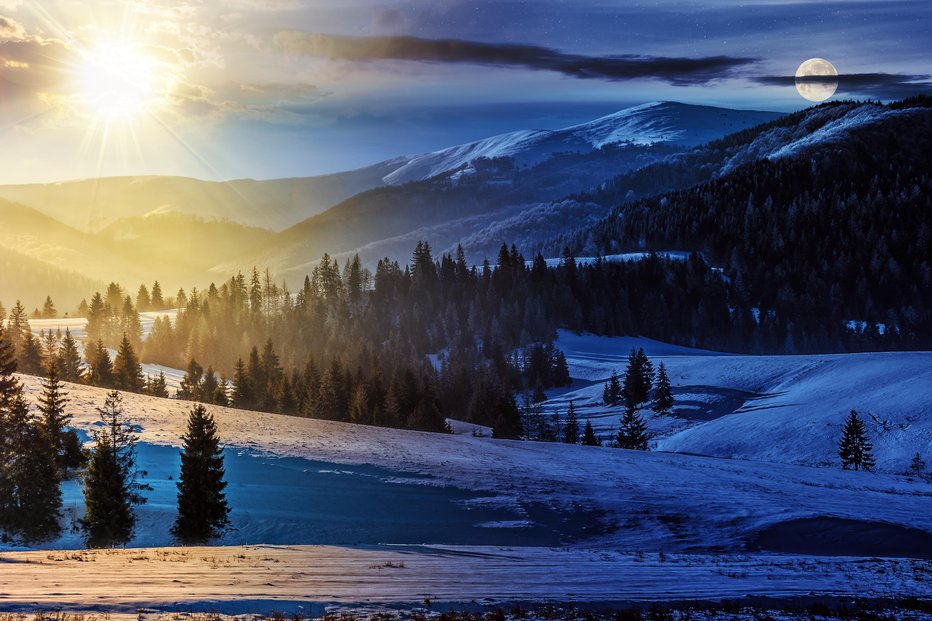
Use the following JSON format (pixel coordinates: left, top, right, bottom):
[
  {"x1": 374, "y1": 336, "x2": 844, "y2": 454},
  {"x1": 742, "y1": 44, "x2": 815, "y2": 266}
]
[{"x1": 1, "y1": 98, "x2": 928, "y2": 313}]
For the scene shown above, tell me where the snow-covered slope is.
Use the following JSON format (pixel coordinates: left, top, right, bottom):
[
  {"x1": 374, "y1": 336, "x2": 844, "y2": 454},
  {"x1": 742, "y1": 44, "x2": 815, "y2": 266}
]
[
  {"x1": 383, "y1": 102, "x2": 780, "y2": 185},
  {"x1": 545, "y1": 330, "x2": 932, "y2": 473},
  {"x1": 11, "y1": 369, "x2": 932, "y2": 553}
]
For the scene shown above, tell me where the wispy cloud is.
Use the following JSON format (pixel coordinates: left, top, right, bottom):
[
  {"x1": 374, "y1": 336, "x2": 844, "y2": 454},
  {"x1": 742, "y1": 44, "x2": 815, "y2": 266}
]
[
  {"x1": 755, "y1": 73, "x2": 932, "y2": 98},
  {"x1": 271, "y1": 33, "x2": 758, "y2": 86}
]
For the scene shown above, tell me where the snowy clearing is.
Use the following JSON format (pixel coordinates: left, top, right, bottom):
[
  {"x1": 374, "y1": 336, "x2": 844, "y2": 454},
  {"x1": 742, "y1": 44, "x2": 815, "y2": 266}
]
[
  {"x1": 547, "y1": 330, "x2": 932, "y2": 473},
  {"x1": 0, "y1": 544, "x2": 929, "y2": 615},
  {"x1": 10, "y1": 374, "x2": 932, "y2": 555}
]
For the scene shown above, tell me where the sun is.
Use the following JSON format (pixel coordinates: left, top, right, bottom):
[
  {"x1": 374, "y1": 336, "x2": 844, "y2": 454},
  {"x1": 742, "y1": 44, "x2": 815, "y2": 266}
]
[{"x1": 72, "y1": 41, "x2": 169, "y2": 122}]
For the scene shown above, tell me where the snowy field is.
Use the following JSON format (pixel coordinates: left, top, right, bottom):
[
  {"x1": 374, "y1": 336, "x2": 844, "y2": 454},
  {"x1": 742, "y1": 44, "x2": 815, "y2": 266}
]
[
  {"x1": 27, "y1": 310, "x2": 178, "y2": 342},
  {"x1": 1, "y1": 544, "x2": 929, "y2": 615},
  {"x1": 547, "y1": 330, "x2": 932, "y2": 473},
  {"x1": 3, "y1": 331, "x2": 931, "y2": 613},
  {"x1": 8, "y1": 371, "x2": 932, "y2": 555}
]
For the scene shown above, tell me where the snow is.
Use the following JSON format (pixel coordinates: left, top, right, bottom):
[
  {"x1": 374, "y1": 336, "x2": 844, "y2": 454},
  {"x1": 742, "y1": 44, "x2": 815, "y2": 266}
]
[
  {"x1": 383, "y1": 102, "x2": 780, "y2": 185},
  {"x1": 525, "y1": 251, "x2": 692, "y2": 269},
  {"x1": 27, "y1": 310, "x2": 179, "y2": 341},
  {"x1": 543, "y1": 330, "x2": 932, "y2": 473},
  {"x1": 0, "y1": 544, "x2": 929, "y2": 615},
  {"x1": 3, "y1": 330, "x2": 931, "y2": 612},
  {"x1": 7, "y1": 367, "x2": 931, "y2": 556}
]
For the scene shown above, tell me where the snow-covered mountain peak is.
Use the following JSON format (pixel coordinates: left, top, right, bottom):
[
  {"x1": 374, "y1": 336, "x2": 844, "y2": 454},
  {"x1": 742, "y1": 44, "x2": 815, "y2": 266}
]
[{"x1": 381, "y1": 101, "x2": 781, "y2": 185}]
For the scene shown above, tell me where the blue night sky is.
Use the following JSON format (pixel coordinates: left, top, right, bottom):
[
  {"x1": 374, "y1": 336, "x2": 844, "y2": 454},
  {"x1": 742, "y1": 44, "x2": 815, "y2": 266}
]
[{"x1": 0, "y1": 0, "x2": 928, "y2": 182}]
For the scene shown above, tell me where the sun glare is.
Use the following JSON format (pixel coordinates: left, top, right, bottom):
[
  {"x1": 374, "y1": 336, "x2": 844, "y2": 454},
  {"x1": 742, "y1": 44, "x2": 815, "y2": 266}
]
[{"x1": 73, "y1": 42, "x2": 168, "y2": 122}]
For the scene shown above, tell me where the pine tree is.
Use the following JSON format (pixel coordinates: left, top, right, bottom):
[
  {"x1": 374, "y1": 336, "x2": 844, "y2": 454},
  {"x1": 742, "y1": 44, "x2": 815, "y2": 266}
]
[
  {"x1": 178, "y1": 358, "x2": 204, "y2": 401},
  {"x1": 617, "y1": 404, "x2": 649, "y2": 450},
  {"x1": 145, "y1": 371, "x2": 169, "y2": 398},
  {"x1": 491, "y1": 388, "x2": 523, "y2": 439},
  {"x1": 82, "y1": 391, "x2": 144, "y2": 548},
  {"x1": 112, "y1": 334, "x2": 144, "y2": 393},
  {"x1": 563, "y1": 401, "x2": 579, "y2": 444},
  {"x1": 910, "y1": 452, "x2": 926, "y2": 477},
  {"x1": 57, "y1": 328, "x2": 84, "y2": 383},
  {"x1": 552, "y1": 350, "x2": 571, "y2": 386},
  {"x1": 0, "y1": 325, "x2": 18, "y2": 409},
  {"x1": 19, "y1": 334, "x2": 43, "y2": 375},
  {"x1": 838, "y1": 410, "x2": 875, "y2": 472},
  {"x1": 6, "y1": 300, "x2": 29, "y2": 353},
  {"x1": 622, "y1": 348, "x2": 654, "y2": 408},
  {"x1": 86, "y1": 340, "x2": 114, "y2": 388},
  {"x1": 603, "y1": 369, "x2": 622, "y2": 406},
  {"x1": 37, "y1": 361, "x2": 75, "y2": 470},
  {"x1": 232, "y1": 357, "x2": 253, "y2": 409},
  {"x1": 172, "y1": 404, "x2": 230, "y2": 543},
  {"x1": 1, "y1": 391, "x2": 62, "y2": 542},
  {"x1": 41, "y1": 296, "x2": 57, "y2": 319},
  {"x1": 582, "y1": 419, "x2": 600, "y2": 446},
  {"x1": 150, "y1": 280, "x2": 164, "y2": 310},
  {"x1": 651, "y1": 362, "x2": 674, "y2": 416}
]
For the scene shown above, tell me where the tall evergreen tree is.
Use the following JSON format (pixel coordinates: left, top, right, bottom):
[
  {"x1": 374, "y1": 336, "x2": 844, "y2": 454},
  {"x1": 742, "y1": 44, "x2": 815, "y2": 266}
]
[
  {"x1": 582, "y1": 419, "x2": 600, "y2": 446},
  {"x1": 651, "y1": 362, "x2": 675, "y2": 416},
  {"x1": 82, "y1": 391, "x2": 145, "y2": 547},
  {"x1": 57, "y1": 328, "x2": 84, "y2": 383},
  {"x1": 838, "y1": 410, "x2": 875, "y2": 471},
  {"x1": 37, "y1": 361, "x2": 75, "y2": 470},
  {"x1": 112, "y1": 334, "x2": 144, "y2": 393},
  {"x1": 617, "y1": 404, "x2": 649, "y2": 450},
  {"x1": 622, "y1": 348, "x2": 654, "y2": 408},
  {"x1": 0, "y1": 391, "x2": 62, "y2": 542},
  {"x1": 563, "y1": 401, "x2": 579, "y2": 444},
  {"x1": 178, "y1": 358, "x2": 205, "y2": 401},
  {"x1": 150, "y1": 280, "x2": 165, "y2": 310},
  {"x1": 145, "y1": 371, "x2": 170, "y2": 398},
  {"x1": 86, "y1": 340, "x2": 114, "y2": 388},
  {"x1": 603, "y1": 369, "x2": 622, "y2": 406},
  {"x1": 172, "y1": 404, "x2": 230, "y2": 543},
  {"x1": 41, "y1": 296, "x2": 57, "y2": 319}
]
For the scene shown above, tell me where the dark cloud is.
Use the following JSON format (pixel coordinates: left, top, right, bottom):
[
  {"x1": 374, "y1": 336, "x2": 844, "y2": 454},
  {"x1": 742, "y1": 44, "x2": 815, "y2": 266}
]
[
  {"x1": 755, "y1": 73, "x2": 932, "y2": 99},
  {"x1": 271, "y1": 32, "x2": 757, "y2": 86}
]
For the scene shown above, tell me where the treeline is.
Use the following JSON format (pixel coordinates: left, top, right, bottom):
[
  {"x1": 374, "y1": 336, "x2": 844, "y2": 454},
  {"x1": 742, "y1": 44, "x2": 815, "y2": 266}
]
[{"x1": 556, "y1": 100, "x2": 932, "y2": 353}]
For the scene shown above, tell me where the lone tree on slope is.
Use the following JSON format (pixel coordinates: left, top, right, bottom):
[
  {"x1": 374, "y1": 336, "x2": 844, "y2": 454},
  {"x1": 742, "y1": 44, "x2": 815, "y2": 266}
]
[
  {"x1": 651, "y1": 362, "x2": 675, "y2": 416},
  {"x1": 838, "y1": 410, "x2": 875, "y2": 472},
  {"x1": 172, "y1": 404, "x2": 231, "y2": 543},
  {"x1": 563, "y1": 401, "x2": 579, "y2": 444},
  {"x1": 617, "y1": 404, "x2": 649, "y2": 451},
  {"x1": 581, "y1": 419, "x2": 601, "y2": 446},
  {"x1": 82, "y1": 391, "x2": 145, "y2": 548}
]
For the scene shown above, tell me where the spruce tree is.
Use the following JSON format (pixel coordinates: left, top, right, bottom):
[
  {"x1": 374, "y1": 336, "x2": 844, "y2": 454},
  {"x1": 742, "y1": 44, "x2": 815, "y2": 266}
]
[
  {"x1": 172, "y1": 404, "x2": 230, "y2": 543},
  {"x1": 838, "y1": 410, "x2": 875, "y2": 472},
  {"x1": 1, "y1": 391, "x2": 62, "y2": 542},
  {"x1": 87, "y1": 340, "x2": 114, "y2": 388},
  {"x1": 651, "y1": 362, "x2": 674, "y2": 416},
  {"x1": 563, "y1": 401, "x2": 579, "y2": 444},
  {"x1": 82, "y1": 391, "x2": 144, "y2": 547},
  {"x1": 146, "y1": 371, "x2": 169, "y2": 398},
  {"x1": 19, "y1": 333, "x2": 43, "y2": 375},
  {"x1": 910, "y1": 452, "x2": 926, "y2": 477},
  {"x1": 0, "y1": 325, "x2": 18, "y2": 409},
  {"x1": 112, "y1": 334, "x2": 144, "y2": 393},
  {"x1": 37, "y1": 361, "x2": 74, "y2": 470},
  {"x1": 57, "y1": 328, "x2": 85, "y2": 383},
  {"x1": 617, "y1": 404, "x2": 649, "y2": 450},
  {"x1": 603, "y1": 369, "x2": 622, "y2": 406},
  {"x1": 582, "y1": 419, "x2": 600, "y2": 446}
]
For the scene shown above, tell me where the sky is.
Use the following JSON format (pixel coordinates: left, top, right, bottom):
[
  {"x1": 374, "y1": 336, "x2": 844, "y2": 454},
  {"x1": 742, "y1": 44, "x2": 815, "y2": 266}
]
[{"x1": 0, "y1": 0, "x2": 929, "y2": 184}]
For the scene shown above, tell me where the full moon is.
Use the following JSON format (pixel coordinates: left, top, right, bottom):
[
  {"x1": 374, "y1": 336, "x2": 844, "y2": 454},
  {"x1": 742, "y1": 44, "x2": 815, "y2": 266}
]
[{"x1": 795, "y1": 58, "x2": 838, "y2": 102}]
